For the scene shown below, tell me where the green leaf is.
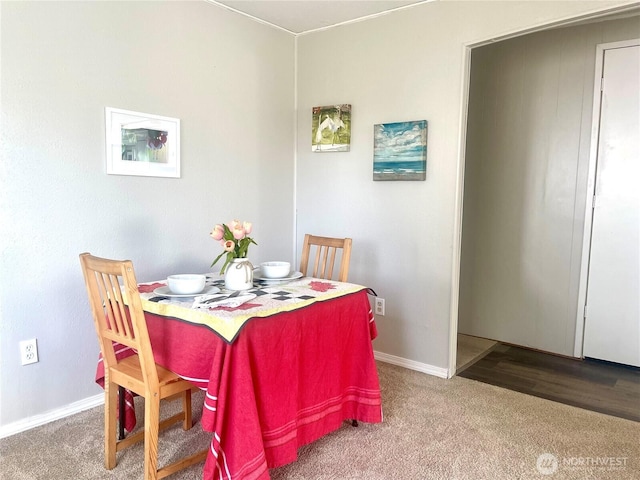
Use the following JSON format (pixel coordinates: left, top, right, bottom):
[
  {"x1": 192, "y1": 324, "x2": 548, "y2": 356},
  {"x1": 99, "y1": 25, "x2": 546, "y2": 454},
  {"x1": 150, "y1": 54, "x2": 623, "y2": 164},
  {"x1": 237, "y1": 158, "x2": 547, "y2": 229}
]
[
  {"x1": 211, "y1": 251, "x2": 226, "y2": 267},
  {"x1": 219, "y1": 252, "x2": 234, "y2": 274}
]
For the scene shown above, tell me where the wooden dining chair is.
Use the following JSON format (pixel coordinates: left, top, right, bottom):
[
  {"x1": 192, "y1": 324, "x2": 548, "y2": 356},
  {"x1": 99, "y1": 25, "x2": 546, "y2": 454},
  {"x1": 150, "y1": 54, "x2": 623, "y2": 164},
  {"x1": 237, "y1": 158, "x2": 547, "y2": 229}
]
[
  {"x1": 79, "y1": 253, "x2": 207, "y2": 480},
  {"x1": 299, "y1": 234, "x2": 352, "y2": 282}
]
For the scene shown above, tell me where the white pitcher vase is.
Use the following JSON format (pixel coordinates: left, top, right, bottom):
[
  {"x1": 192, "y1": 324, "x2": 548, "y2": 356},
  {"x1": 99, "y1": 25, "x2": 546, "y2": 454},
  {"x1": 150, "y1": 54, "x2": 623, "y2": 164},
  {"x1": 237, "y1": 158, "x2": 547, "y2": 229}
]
[{"x1": 224, "y1": 258, "x2": 254, "y2": 291}]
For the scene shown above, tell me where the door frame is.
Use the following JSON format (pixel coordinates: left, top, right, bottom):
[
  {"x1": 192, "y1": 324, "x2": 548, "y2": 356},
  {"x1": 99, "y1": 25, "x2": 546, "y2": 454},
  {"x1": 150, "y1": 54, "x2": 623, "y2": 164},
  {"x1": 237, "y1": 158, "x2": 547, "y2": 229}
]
[
  {"x1": 573, "y1": 38, "x2": 640, "y2": 358},
  {"x1": 448, "y1": 5, "x2": 640, "y2": 377}
]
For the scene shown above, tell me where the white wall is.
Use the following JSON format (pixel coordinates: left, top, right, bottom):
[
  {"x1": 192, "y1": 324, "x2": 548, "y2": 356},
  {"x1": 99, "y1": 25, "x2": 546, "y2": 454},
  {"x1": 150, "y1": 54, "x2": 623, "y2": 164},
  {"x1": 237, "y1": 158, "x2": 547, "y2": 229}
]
[
  {"x1": 1, "y1": 0, "x2": 637, "y2": 433},
  {"x1": 0, "y1": 1, "x2": 294, "y2": 430},
  {"x1": 295, "y1": 1, "x2": 638, "y2": 374},
  {"x1": 459, "y1": 16, "x2": 640, "y2": 356}
]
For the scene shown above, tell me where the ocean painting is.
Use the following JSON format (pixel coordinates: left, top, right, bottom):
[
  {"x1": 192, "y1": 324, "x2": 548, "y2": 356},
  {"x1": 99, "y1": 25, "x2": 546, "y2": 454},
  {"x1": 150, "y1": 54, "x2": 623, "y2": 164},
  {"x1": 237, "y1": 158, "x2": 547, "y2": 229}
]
[{"x1": 373, "y1": 120, "x2": 427, "y2": 181}]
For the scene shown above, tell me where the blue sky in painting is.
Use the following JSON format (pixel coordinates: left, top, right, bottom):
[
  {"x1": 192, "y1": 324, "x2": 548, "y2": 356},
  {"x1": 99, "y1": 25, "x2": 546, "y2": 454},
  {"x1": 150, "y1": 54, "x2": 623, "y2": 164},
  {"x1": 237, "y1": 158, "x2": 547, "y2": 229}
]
[{"x1": 374, "y1": 120, "x2": 427, "y2": 162}]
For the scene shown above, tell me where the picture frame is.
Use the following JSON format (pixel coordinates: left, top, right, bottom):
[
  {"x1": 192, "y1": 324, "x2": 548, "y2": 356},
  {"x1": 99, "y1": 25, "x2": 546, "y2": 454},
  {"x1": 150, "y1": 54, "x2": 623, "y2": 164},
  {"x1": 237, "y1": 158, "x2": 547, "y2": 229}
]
[
  {"x1": 373, "y1": 120, "x2": 427, "y2": 181},
  {"x1": 105, "y1": 107, "x2": 180, "y2": 178},
  {"x1": 312, "y1": 104, "x2": 351, "y2": 152}
]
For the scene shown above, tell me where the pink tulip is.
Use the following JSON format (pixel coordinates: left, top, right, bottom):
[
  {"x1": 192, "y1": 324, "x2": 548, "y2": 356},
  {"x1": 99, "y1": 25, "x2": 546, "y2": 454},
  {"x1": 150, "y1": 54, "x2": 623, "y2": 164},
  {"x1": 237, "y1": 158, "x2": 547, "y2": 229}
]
[
  {"x1": 243, "y1": 222, "x2": 253, "y2": 235},
  {"x1": 210, "y1": 224, "x2": 225, "y2": 241},
  {"x1": 232, "y1": 225, "x2": 246, "y2": 240},
  {"x1": 228, "y1": 220, "x2": 241, "y2": 230},
  {"x1": 223, "y1": 240, "x2": 235, "y2": 252}
]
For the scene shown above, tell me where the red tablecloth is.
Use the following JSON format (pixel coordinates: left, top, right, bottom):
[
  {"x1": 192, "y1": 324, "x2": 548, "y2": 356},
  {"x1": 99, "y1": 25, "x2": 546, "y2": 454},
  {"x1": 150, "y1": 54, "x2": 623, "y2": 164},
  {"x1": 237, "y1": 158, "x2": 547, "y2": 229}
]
[{"x1": 96, "y1": 287, "x2": 382, "y2": 480}]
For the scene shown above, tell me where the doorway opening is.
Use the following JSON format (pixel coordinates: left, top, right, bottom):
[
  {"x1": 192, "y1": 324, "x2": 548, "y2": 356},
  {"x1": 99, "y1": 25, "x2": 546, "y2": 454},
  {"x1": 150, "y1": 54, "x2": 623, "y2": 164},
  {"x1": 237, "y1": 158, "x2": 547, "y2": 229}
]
[
  {"x1": 454, "y1": 11, "x2": 640, "y2": 375},
  {"x1": 449, "y1": 7, "x2": 639, "y2": 376}
]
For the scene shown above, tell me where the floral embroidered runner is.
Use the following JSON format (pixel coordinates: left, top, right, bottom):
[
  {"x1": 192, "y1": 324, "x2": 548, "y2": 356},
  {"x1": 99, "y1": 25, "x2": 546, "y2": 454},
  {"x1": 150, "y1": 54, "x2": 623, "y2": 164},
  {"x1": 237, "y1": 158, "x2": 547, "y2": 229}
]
[{"x1": 138, "y1": 277, "x2": 367, "y2": 343}]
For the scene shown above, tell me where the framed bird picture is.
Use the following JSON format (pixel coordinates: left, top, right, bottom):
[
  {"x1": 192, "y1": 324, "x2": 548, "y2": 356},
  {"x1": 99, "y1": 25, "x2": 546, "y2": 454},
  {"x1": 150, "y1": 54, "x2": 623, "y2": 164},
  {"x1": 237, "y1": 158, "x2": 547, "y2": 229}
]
[{"x1": 312, "y1": 104, "x2": 351, "y2": 152}]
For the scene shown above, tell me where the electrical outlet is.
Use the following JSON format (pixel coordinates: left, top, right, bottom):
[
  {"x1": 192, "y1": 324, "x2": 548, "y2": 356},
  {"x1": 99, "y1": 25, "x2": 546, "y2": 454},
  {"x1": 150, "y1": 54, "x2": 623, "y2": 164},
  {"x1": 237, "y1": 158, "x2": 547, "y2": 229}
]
[
  {"x1": 20, "y1": 339, "x2": 38, "y2": 365},
  {"x1": 375, "y1": 297, "x2": 385, "y2": 316}
]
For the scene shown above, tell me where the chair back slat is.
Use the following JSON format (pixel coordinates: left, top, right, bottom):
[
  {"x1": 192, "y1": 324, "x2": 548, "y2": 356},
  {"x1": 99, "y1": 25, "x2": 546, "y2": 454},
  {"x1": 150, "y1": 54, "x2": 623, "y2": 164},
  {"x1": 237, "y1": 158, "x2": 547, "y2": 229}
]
[
  {"x1": 97, "y1": 270, "x2": 131, "y2": 340},
  {"x1": 80, "y1": 253, "x2": 159, "y2": 388},
  {"x1": 300, "y1": 234, "x2": 352, "y2": 282}
]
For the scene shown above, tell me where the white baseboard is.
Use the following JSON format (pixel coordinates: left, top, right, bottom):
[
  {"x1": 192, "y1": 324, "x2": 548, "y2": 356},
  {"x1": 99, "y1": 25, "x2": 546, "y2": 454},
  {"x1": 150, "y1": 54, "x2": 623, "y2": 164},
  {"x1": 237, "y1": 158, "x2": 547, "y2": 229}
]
[
  {"x1": 374, "y1": 350, "x2": 449, "y2": 378},
  {"x1": 1, "y1": 353, "x2": 447, "y2": 439},
  {"x1": 0, "y1": 393, "x2": 104, "y2": 439}
]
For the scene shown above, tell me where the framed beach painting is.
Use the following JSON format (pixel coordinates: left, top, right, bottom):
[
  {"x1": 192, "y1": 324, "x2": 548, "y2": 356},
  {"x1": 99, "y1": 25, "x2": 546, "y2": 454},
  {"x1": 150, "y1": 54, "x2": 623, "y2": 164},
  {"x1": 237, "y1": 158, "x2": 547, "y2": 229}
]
[
  {"x1": 105, "y1": 107, "x2": 180, "y2": 178},
  {"x1": 373, "y1": 120, "x2": 427, "y2": 181},
  {"x1": 312, "y1": 104, "x2": 351, "y2": 152}
]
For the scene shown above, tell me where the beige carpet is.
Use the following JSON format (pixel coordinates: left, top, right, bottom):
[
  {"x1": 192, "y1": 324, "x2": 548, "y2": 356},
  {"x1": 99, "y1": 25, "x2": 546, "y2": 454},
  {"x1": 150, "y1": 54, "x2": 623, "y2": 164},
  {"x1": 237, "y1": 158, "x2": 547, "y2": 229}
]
[
  {"x1": 456, "y1": 333, "x2": 498, "y2": 374},
  {"x1": 1, "y1": 361, "x2": 638, "y2": 479}
]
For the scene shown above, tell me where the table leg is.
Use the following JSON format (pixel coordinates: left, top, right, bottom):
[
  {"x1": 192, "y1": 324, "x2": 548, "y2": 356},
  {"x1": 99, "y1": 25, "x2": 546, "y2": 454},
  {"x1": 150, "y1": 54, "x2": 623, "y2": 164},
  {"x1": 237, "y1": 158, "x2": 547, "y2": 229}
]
[{"x1": 118, "y1": 386, "x2": 125, "y2": 440}]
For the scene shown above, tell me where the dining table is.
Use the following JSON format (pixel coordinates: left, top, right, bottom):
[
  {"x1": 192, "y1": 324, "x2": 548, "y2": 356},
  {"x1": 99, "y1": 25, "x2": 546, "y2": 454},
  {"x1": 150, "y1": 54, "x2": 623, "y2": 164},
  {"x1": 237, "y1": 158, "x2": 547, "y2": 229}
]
[{"x1": 95, "y1": 273, "x2": 383, "y2": 480}]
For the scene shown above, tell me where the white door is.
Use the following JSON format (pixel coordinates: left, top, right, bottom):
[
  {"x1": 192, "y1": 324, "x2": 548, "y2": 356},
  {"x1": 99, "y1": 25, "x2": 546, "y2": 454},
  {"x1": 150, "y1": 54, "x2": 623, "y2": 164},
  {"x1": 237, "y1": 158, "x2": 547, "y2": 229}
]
[{"x1": 582, "y1": 42, "x2": 640, "y2": 367}]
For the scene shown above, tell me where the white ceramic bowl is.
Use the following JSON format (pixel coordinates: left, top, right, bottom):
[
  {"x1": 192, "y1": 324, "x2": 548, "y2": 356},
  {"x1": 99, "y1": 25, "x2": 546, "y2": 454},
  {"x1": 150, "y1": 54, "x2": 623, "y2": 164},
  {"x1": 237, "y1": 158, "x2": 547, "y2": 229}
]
[
  {"x1": 260, "y1": 262, "x2": 291, "y2": 279},
  {"x1": 167, "y1": 274, "x2": 206, "y2": 295}
]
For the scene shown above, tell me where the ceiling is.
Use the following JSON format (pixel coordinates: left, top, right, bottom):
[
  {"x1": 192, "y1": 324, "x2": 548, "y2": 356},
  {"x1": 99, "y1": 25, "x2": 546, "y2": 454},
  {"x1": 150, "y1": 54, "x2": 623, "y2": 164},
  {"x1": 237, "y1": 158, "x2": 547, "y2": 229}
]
[
  {"x1": 211, "y1": 0, "x2": 429, "y2": 34},
  {"x1": 211, "y1": 1, "x2": 640, "y2": 36}
]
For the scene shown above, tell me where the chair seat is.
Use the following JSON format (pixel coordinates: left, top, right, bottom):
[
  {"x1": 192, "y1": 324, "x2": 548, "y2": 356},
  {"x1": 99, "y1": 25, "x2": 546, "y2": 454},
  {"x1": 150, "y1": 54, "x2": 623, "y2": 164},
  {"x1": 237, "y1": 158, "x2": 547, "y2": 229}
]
[{"x1": 110, "y1": 355, "x2": 189, "y2": 398}]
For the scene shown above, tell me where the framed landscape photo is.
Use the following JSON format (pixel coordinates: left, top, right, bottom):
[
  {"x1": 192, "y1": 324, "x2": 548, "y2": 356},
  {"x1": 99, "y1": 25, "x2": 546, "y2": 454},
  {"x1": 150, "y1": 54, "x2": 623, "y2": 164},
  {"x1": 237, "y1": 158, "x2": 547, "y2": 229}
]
[
  {"x1": 373, "y1": 120, "x2": 427, "y2": 181},
  {"x1": 312, "y1": 104, "x2": 351, "y2": 152},
  {"x1": 105, "y1": 107, "x2": 180, "y2": 178}
]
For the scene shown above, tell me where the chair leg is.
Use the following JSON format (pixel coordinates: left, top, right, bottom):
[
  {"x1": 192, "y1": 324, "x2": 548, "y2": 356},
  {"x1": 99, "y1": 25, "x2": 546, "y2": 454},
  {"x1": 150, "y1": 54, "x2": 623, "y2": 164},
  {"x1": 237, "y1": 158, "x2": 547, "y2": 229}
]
[
  {"x1": 105, "y1": 381, "x2": 118, "y2": 469},
  {"x1": 144, "y1": 393, "x2": 161, "y2": 480},
  {"x1": 182, "y1": 389, "x2": 192, "y2": 431}
]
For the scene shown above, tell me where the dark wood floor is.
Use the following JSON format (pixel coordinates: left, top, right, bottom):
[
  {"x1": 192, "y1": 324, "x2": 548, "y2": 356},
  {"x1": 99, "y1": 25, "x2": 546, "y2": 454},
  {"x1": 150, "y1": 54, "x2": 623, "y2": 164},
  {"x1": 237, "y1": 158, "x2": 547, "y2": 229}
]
[{"x1": 458, "y1": 343, "x2": 640, "y2": 422}]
